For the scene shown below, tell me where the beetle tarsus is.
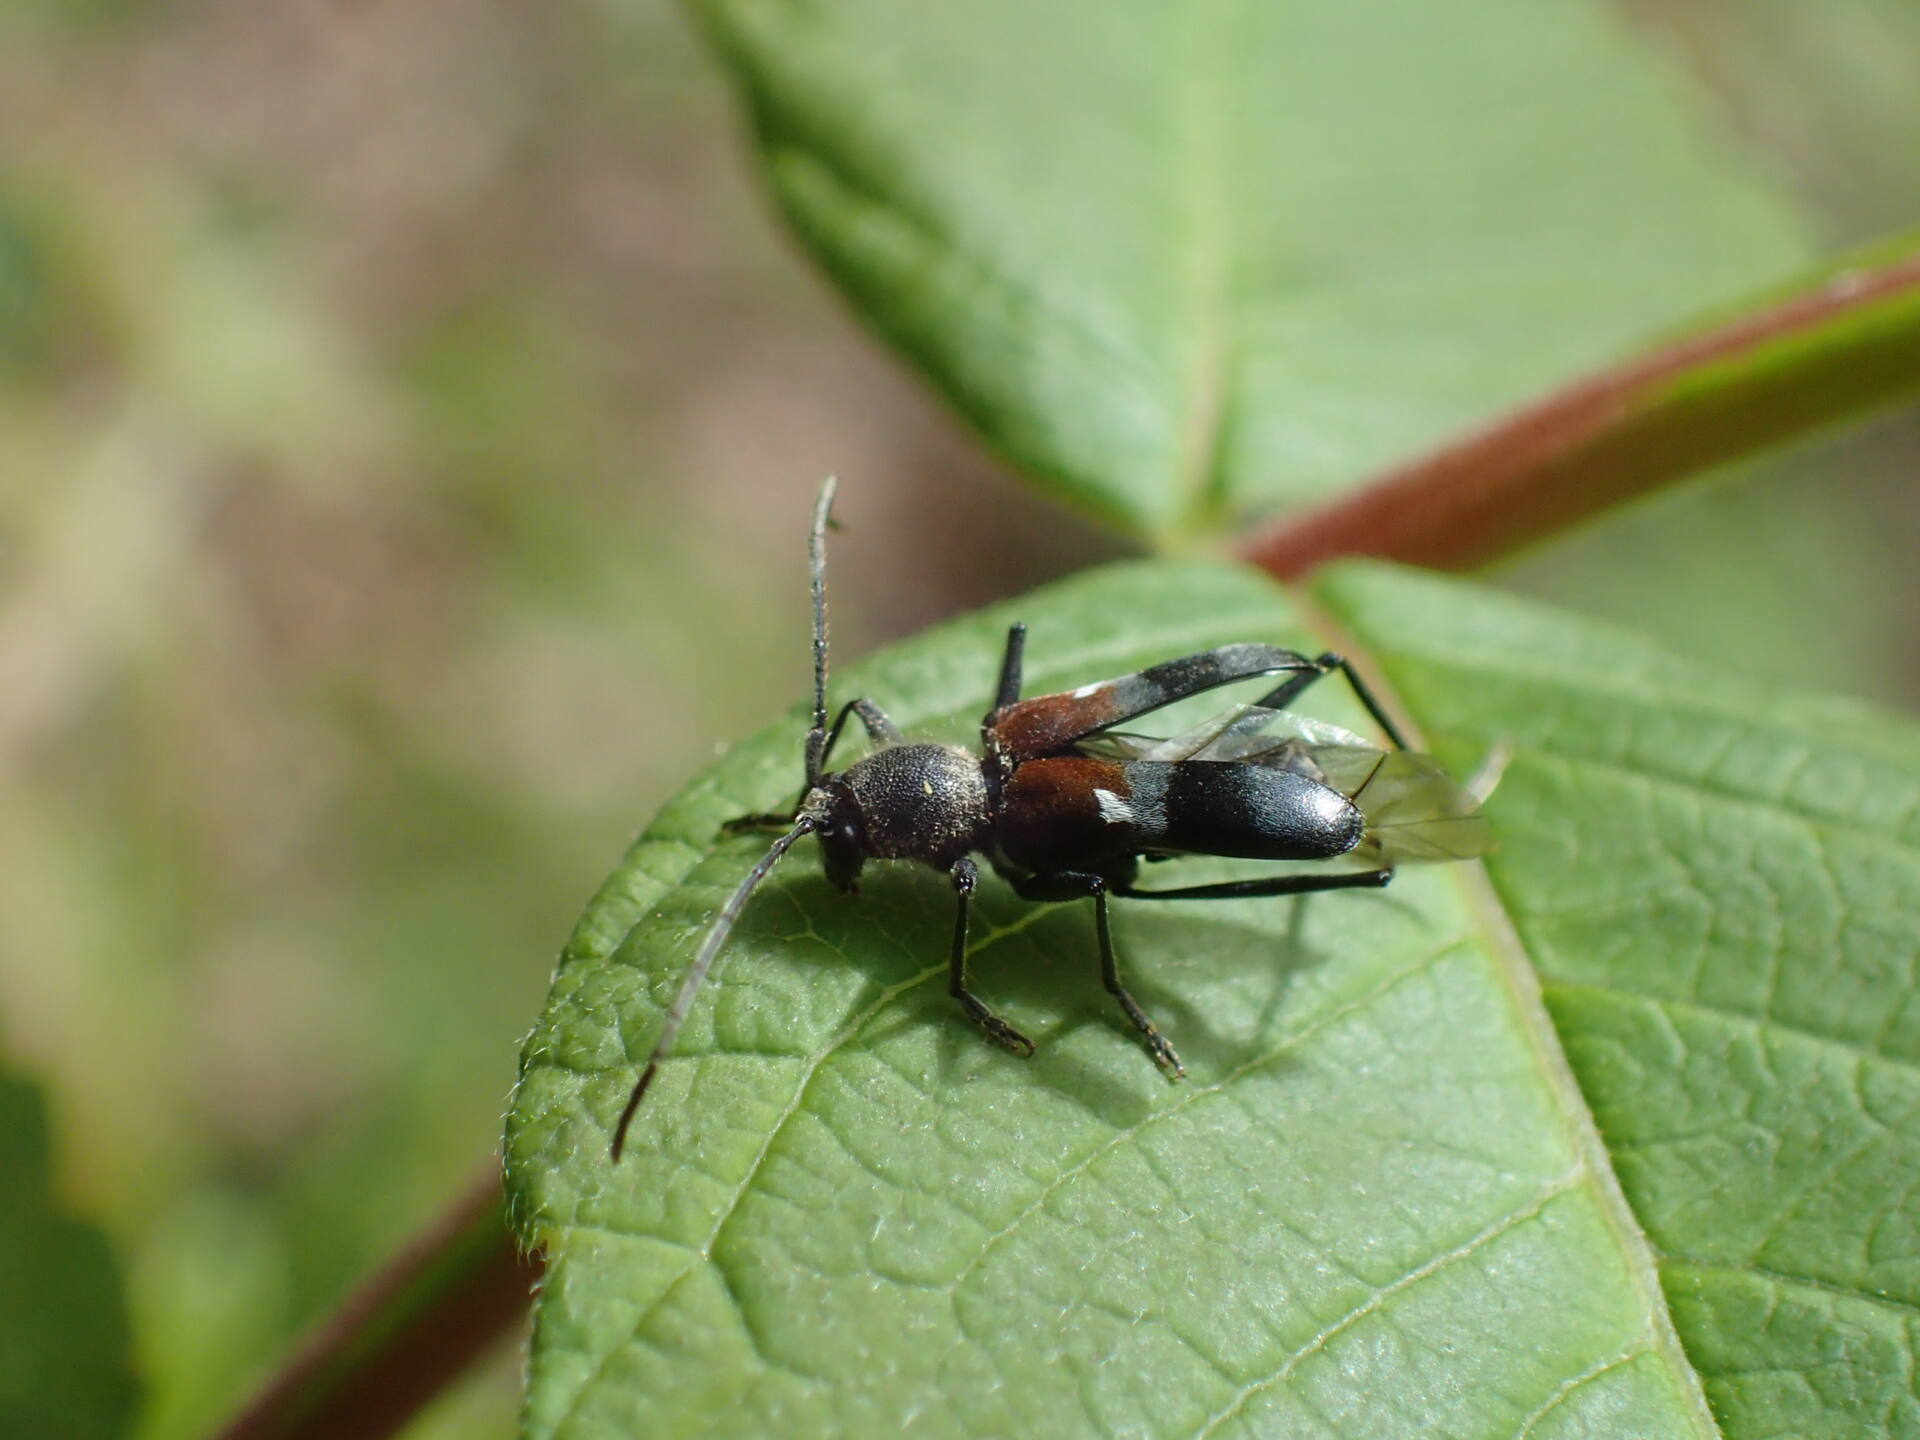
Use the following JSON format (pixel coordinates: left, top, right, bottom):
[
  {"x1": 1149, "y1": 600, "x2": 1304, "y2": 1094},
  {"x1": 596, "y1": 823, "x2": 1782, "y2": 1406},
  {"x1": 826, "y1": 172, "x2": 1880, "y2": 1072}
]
[
  {"x1": 969, "y1": 1008, "x2": 1037, "y2": 1057},
  {"x1": 1142, "y1": 1027, "x2": 1185, "y2": 1080}
]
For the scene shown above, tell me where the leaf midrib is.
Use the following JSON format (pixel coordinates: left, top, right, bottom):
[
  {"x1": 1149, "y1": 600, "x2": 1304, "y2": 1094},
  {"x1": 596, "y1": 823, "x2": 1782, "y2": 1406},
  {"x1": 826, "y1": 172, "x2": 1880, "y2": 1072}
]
[
  {"x1": 1547, "y1": 980, "x2": 1920, "y2": 1327},
  {"x1": 1305, "y1": 584, "x2": 1723, "y2": 1435},
  {"x1": 1452, "y1": 859, "x2": 1723, "y2": 1438},
  {"x1": 1171, "y1": 0, "x2": 1237, "y2": 536},
  {"x1": 1371, "y1": 614, "x2": 1920, "y2": 1418}
]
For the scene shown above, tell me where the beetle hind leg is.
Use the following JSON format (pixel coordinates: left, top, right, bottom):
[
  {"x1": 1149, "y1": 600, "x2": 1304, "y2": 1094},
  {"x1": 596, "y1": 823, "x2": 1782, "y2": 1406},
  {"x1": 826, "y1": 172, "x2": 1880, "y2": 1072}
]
[
  {"x1": 1113, "y1": 868, "x2": 1391, "y2": 901},
  {"x1": 1093, "y1": 885, "x2": 1185, "y2": 1080},
  {"x1": 1252, "y1": 652, "x2": 1410, "y2": 751},
  {"x1": 1008, "y1": 868, "x2": 1183, "y2": 1080}
]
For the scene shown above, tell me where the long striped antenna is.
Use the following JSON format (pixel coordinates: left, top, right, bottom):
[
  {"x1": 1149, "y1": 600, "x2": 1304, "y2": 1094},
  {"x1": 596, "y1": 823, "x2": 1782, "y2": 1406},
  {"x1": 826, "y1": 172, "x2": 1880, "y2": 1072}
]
[
  {"x1": 610, "y1": 477, "x2": 838, "y2": 1162},
  {"x1": 611, "y1": 816, "x2": 817, "y2": 1161},
  {"x1": 803, "y1": 475, "x2": 838, "y2": 786}
]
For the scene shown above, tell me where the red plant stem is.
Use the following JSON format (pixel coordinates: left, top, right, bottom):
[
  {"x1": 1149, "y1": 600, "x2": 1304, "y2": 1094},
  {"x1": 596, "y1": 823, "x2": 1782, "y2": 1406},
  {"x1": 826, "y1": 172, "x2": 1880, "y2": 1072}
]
[
  {"x1": 210, "y1": 1162, "x2": 542, "y2": 1440},
  {"x1": 1239, "y1": 250, "x2": 1920, "y2": 579}
]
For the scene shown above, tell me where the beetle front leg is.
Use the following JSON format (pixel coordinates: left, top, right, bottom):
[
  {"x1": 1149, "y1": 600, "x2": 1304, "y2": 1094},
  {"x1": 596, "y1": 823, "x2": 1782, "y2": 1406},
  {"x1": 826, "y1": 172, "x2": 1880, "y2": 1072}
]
[
  {"x1": 948, "y1": 857, "x2": 1034, "y2": 1057},
  {"x1": 731, "y1": 696, "x2": 905, "y2": 831},
  {"x1": 821, "y1": 696, "x2": 904, "y2": 762},
  {"x1": 721, "y1": 811, "x2": 803, "y2": 834}
]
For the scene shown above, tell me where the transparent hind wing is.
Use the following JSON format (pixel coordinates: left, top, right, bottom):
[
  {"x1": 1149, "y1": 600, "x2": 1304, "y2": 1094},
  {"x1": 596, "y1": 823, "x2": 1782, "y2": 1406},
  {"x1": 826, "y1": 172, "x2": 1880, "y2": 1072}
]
[
  {"x1": 1085, "y1": 704, "x2": 1371, "y2": 764},
  {"x1": 1225, "y1": 733, "x2": 1494, "y2": 865},
  {"x1": 1081, "y1": 706, "x2": 1494, "y2": 867},
  {"x1": 1344, "y1": 750, "x2": 1495, "y2": 865}
]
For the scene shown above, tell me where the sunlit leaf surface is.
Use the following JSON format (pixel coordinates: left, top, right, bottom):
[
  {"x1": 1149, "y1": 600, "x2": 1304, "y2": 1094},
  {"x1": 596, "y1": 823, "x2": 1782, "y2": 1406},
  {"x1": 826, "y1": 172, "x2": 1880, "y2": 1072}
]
[{"x1": 507, "y1": 561, "x2": 1920, "y2": 1436}]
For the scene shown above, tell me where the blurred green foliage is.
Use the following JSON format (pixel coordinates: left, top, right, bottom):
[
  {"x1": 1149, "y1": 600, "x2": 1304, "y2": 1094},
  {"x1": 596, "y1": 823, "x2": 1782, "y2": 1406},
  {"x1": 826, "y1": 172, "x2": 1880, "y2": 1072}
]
[
  {"x1": 0, "y1": 4, "x2": 1100, "y2": 1435},
  {"x1": 0, "y1": 1, "x2": 1916, "y2": 1437},
  {"x1": 0, "y1": 1071, "x2": 135, "y2": 1440}
]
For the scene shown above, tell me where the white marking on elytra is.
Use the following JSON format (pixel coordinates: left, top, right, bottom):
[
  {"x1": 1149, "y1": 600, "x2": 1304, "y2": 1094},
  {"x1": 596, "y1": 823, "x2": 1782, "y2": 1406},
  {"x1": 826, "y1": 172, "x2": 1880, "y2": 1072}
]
[
  {"x1": 1094, "y1": 788, "x2": 1134, "y2": 825},
  {"x1": 1124, "y1": 766, "x2": 1169, "y2": 832}
]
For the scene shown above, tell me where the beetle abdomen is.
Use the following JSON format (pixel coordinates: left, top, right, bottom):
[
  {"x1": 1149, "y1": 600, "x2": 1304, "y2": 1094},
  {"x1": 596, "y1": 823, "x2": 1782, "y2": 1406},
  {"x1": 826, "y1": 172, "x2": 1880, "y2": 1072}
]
[
  {"x1": 1145, "y1": 762, "x2": 1362, "y2": 860},
  {"x1": 997, "y1": 757, "x2": 1362, "y2": 872}
]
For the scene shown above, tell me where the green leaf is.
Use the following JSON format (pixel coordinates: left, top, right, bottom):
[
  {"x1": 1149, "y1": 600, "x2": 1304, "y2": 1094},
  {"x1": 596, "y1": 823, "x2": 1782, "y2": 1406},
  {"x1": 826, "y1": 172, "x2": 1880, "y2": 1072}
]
[
  {"x1": 0, "y1": 1069, "x2": 137, "y2": 1440},
  {"x1": 506, "y1": 560, "x2": 1920, "y2": 1435},
  {"x1": 690, "y1": 0, "x2": 1811, "y2": 538},
  {"x1": 1325, "y1": 565, "x2": 1920, "y2": 1438}
]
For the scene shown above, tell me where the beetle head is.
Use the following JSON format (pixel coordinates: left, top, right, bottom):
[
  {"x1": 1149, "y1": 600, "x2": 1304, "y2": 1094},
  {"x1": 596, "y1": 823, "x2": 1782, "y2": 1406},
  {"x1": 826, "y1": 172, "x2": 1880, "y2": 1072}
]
[{"x1": 800, "y1": 782, "x2": 867, "y2": 893}]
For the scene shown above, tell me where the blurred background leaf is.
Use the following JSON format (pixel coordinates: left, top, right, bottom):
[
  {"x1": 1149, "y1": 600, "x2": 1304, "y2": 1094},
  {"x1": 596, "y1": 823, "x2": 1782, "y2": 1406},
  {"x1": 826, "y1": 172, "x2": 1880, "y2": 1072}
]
[
  {"x1": 0, "y1": 1, "x2": 1916, "y2": 1437},
  {"x1": 0, "y1": 1068, "x2": 136, "y2": 1440},
  {"x1": 697, "y1": 0, "x2": 1808, "y2": 535}
]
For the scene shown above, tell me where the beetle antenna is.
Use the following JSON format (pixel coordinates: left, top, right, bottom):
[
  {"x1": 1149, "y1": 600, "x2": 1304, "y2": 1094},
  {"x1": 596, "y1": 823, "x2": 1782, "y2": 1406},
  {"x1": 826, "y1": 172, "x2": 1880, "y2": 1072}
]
[
  {"x1": 611, "y1": 816, "x2": 818, "y2": 1162},
  {"x1": 803, "y1": 476, "x2": 838, "y2": 786}
]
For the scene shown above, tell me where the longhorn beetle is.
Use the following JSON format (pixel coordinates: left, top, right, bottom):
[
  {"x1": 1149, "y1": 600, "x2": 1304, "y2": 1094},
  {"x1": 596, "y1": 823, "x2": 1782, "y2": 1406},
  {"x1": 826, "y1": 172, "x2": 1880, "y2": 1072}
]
[{"x1": 610, "y1": 478, "x2": 1492, "y2": 1159}]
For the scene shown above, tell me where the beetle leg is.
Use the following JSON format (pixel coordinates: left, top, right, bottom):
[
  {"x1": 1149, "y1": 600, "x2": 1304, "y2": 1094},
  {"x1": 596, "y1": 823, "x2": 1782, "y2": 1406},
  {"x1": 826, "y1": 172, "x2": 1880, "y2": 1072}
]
[
  {"x1": 720, "y1": 811, "x2": 797, "y2": 834},
  {"x1": 818, "y1": 697, "x2": 903, "y2": 767},
  {"x1": 739, "y1": 697, "x2": 905, "y2": 828},
  {"x1": 1251, "y1": 652, "x2": 1409, "y2": 750},
  {"x1": 1092, "y1": 883, "x2": 1184, "y2": 1080},
  {"x1": 1114, "y1": 868, "x2": 1392, "y2": 901},
  {"x1": 987, "y1": 623, "x2": 1027, "y2": 717},
  {"x1": 948, "y1": 857, "x2": 1035, "y2": 1057},
  {"x1": 1006, "y1": 868, "x2": 1182, "y2": 1079},
  {"x1": 992, "y1": 643, "x2": 1323, "y2": 760}
]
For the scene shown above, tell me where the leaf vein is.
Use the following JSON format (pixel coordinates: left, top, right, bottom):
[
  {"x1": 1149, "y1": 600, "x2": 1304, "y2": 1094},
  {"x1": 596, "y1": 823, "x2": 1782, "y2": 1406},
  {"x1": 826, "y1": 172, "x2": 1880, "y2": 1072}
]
[
  {"x1": 1192, "y1": 1170, "x2": 1587, "y2": 1440},
  {"x1": 1511, "y1": 1344, "x2": 1650, "y2": 1439},
  {"x1": 1662, "y1": 1257, "x2": 1920, "y2": 1325},
  {"x1": 1548, "y1": 982, "x2": 1920, "y2": 1099},
  {"x1": 942, "y1": 933, "x2": 1479, "y2": 1298}
]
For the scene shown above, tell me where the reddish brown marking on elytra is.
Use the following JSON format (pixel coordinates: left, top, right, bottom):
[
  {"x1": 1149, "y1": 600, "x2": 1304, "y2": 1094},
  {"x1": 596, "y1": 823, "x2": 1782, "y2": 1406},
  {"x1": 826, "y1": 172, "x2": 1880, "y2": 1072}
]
[
  {"x1": 996, "y1": 756, "x2": 1130, "y2": 872},
  {"x1": 992, "y1": 688, "x2": 1129, "y2": 760},
  {"x1": 1008, "y1": 755, "x2": 1127, "y2": 805}
]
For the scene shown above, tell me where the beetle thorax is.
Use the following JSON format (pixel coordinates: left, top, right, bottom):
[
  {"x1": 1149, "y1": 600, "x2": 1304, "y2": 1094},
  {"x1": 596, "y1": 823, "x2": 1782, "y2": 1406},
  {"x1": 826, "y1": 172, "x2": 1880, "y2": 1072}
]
[{"x1": 831, "y1": 743, "x2": 992, "y2": 866}]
